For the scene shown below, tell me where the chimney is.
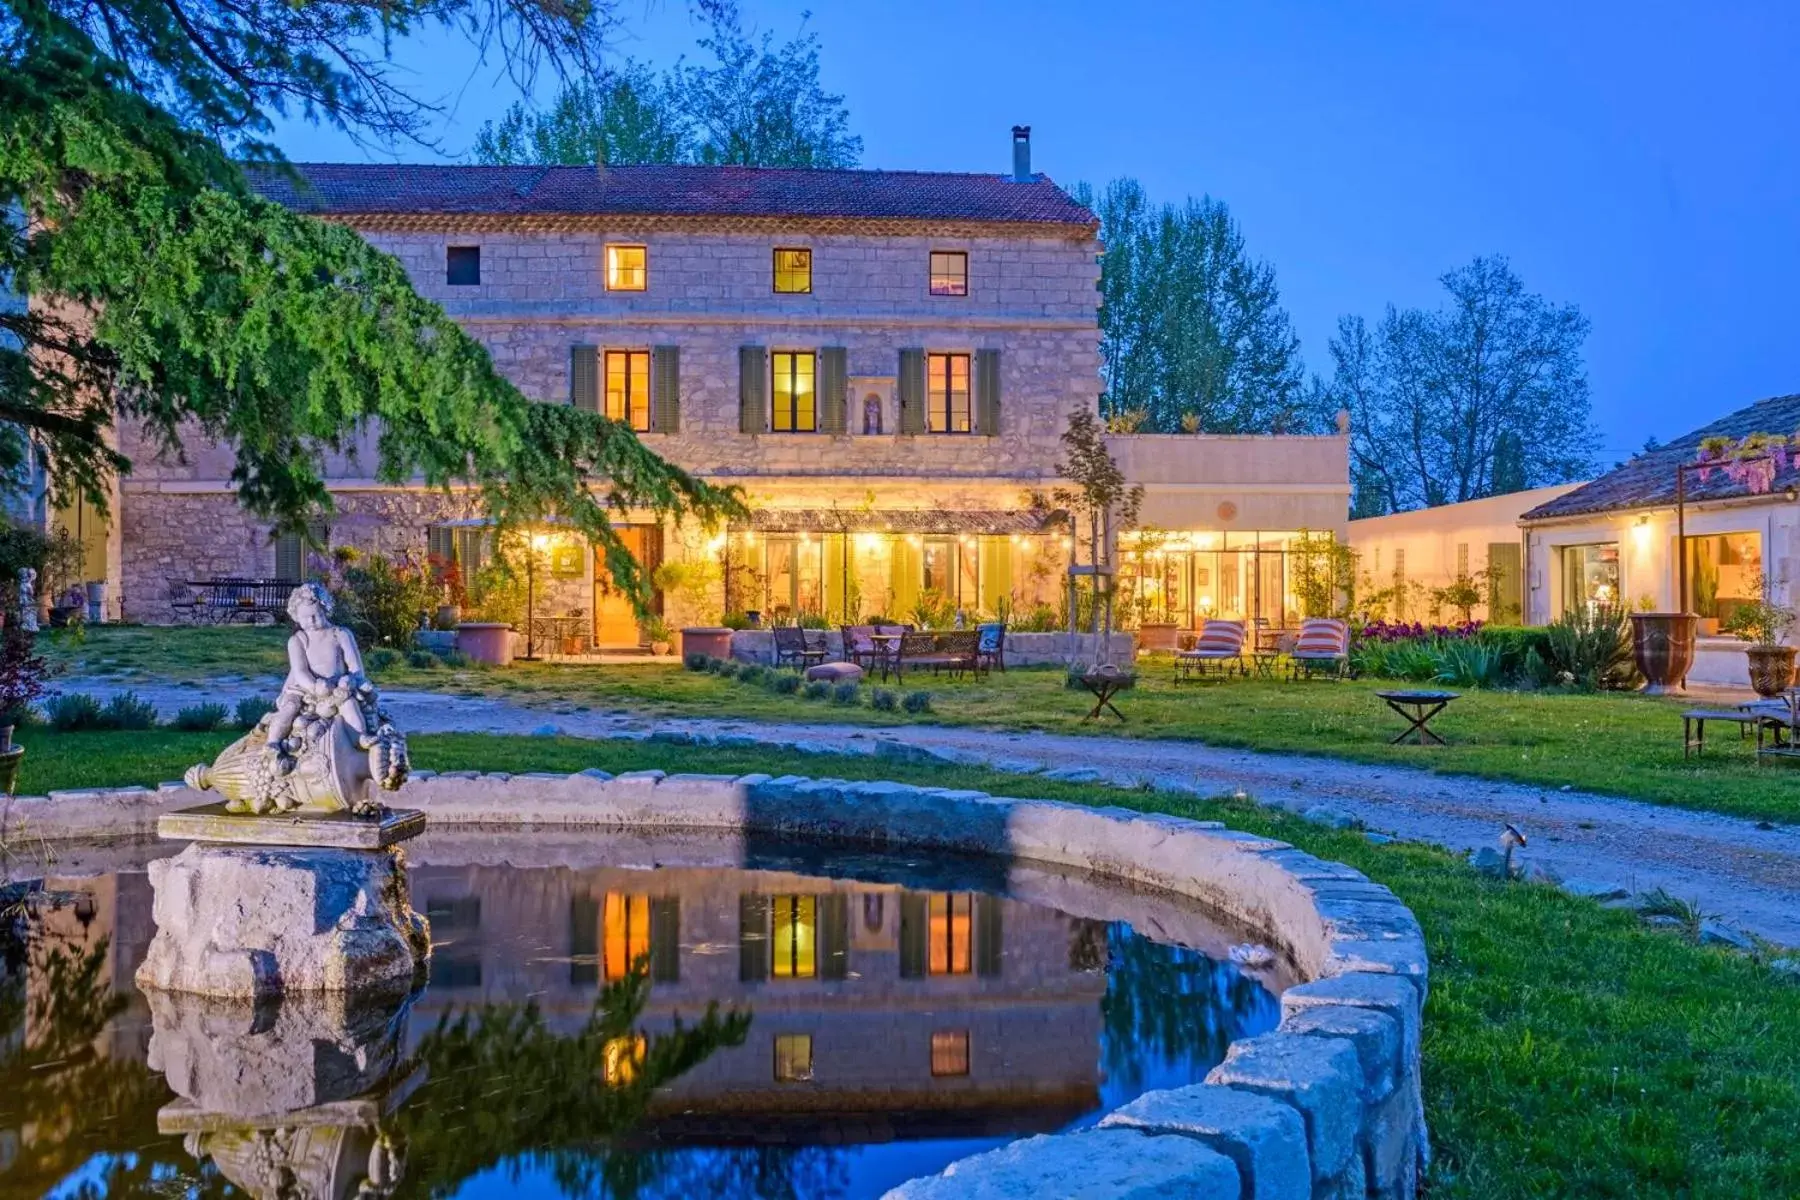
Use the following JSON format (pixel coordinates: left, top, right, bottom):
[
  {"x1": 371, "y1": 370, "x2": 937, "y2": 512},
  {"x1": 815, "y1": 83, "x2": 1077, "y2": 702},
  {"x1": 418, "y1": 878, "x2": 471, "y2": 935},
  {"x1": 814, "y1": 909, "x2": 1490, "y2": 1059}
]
[{"x1": 1011, "y1": 125, "x2": 1032, "y2": 182}]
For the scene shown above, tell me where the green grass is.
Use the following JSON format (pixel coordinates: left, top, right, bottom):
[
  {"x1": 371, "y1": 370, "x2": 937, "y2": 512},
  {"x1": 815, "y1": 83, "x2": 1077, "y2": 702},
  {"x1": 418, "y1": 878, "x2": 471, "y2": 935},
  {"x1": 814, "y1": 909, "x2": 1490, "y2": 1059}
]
[
  {"x1": 43, "y1": 627, "x2": 1800, "y2": 824},
  {"x1": 40, "y1": 624, "x2": 290, "y2": 682},
  {"x1": 9, "y1": 727, "x2": 1798, "y2": 1198}
]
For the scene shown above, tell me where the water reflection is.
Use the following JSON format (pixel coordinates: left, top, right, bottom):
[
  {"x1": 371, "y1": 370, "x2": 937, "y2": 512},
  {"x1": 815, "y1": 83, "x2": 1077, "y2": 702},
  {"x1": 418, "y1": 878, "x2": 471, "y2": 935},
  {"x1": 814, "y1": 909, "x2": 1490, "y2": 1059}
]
[{"x1": 5, "y1": 854, "x2": 1281, "y2": 1199}]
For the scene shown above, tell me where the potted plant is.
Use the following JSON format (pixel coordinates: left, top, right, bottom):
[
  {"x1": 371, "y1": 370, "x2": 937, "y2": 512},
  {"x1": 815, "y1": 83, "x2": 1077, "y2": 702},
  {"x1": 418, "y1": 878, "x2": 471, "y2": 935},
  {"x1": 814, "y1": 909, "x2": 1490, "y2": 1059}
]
[
  {"x1": 1721, "y1": 573, "x2": 1797, "y2": 697},
  {"x1": 0, "y1": 627, "x2": 51, "y2": 795},
  {"x1": 644, "y1": 616, "x2": 672, "y2": 657}
]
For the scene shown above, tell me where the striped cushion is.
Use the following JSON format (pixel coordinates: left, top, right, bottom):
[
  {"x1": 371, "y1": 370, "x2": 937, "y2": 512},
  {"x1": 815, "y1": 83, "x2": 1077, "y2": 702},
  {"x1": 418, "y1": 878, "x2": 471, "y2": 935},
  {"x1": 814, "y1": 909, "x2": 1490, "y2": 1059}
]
[
  {"x1": 1195, "y1": 620, "x2": 1245, "y2": 655},
  {"x1": 1294, "y1": 618, "x2": 1348, "y2": 657}
]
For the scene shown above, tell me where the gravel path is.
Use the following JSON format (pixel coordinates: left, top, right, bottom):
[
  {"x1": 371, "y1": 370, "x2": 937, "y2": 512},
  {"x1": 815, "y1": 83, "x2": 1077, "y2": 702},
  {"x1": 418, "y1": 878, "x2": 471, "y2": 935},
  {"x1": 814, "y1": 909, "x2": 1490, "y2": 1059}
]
[{"x1": 71, "y1": 676, "x2": 1800, "y2": 947}]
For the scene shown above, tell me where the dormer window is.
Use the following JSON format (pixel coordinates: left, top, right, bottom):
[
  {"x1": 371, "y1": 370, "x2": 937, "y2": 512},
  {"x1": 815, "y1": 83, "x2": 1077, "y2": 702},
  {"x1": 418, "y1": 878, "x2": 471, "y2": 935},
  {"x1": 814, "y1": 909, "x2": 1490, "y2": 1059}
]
[{"x1": 605, "y1": 244, "x2": 647, "y2": 291}]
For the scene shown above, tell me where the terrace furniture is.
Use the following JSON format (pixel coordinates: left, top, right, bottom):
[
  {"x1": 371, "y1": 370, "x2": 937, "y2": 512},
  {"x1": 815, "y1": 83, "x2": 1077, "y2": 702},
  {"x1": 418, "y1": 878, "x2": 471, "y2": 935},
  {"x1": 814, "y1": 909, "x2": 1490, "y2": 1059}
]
[
  {"x1": 182, "y1": 578, "x2": 301, "y2": 625},
  {"x1": 976, "y1": 622, "x2": 1007, "y2": 673},
  {"x1": 893, "y1": 630, "x2": 982, "y2": 681},
  {"x1": 841, "y1": 625, "x2": 881, "y2": 673},
  {"x1": 1751, "y1": 690, "x2": 1800, "y2": 763},
  {"x1": 1376, "y1": 689, "x2": 1460, "y2": 746},
  {"x1": 1290, "y1": 618, "x2": 1351, "y2": 681},
  {"x1": 1174, "y1": 619, "x2": 1246, "y2": 683},
  {"x1": 773, "y1": 626, "x2": 827, "y2": 670},
  {"x1": 1077, "y1": 665, "x2": 1135, "y2": 722},
  {"x1": 1680, "y1": 708, "x2": 1759, "y2": 758}
]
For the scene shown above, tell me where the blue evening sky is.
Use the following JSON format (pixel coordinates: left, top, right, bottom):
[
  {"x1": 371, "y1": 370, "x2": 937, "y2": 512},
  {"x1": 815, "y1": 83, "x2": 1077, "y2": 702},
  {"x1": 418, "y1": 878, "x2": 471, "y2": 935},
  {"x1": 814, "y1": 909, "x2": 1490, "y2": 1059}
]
[{"x1": 272, "y1": 1, "x2": 1800, "y2": 466}]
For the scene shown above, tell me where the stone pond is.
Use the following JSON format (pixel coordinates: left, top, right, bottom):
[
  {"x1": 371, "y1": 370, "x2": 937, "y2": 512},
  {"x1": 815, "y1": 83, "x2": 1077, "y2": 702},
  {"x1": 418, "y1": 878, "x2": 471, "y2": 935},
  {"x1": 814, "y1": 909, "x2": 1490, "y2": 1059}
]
[{"x1": 4, "y1": 767, "x2": 1431, "y2": 1198}]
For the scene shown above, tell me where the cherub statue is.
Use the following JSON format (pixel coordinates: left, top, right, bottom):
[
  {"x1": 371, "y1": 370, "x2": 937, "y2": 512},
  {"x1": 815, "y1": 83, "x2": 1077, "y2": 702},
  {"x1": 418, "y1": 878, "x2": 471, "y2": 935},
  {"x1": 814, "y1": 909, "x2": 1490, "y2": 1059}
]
[{"x1": 268, "y1": 583, "x2": 376, "y2": 767}]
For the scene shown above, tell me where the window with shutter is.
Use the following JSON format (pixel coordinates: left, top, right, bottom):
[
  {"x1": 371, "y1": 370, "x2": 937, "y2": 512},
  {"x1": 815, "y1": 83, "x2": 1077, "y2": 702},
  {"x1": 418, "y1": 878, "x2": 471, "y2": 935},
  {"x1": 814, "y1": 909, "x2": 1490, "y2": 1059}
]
[
  {"x1": 897, "y1": 349, "x2": 925, "y2": 435},
  {"x1": 818, "y1": 347, "x2": 847, "y2": 434},
  {"x1": 570, "y1": 346, "x2": 599, "y2": 412},
  {"x1": 739, "y1": 345, "x2": 768, "y2": 433},
  {"x1": 975, "y1": 348, "x2": 1001, "y2": 436},
  {"x1": 925, "y1": 353, "x2": 972, "y2": 433},
  {"x1": 770, "y1": 352, "x2": 817, "y2": 432},
  {"x1": 651, "y1": 345, "x2": 680, "y2": 433},
  {"x1": 603, "y1": 349, "x2": 651, "y2": 430}
]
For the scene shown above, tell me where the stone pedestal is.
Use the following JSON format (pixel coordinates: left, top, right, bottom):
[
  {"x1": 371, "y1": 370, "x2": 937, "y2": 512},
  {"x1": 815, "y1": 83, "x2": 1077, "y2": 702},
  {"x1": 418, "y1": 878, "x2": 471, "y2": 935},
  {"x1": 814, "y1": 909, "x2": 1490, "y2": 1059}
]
[{"x1": 136, "y1": 807, "x2": 431, "y2": 999}]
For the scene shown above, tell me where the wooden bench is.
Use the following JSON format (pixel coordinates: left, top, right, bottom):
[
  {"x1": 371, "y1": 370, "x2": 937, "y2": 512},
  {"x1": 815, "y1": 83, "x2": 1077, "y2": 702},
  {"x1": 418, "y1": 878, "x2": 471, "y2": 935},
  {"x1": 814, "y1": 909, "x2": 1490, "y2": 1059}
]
[
  {"x1": 1680, "y1": 708, "x2": 1760, "y2": 758},
  {"x1": 183, "y1": 578, "x2": 301, "y2": 625},
  {"x1": 893, "y1": 630, "x2": 982, "y2": 681}
]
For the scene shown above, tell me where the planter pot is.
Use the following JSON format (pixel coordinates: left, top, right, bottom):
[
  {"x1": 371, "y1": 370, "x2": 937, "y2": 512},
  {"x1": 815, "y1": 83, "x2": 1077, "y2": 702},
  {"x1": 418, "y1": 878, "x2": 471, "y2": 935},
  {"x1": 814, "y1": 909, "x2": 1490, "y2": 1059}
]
[
  {"x1": 1630, "y1": 612, "x2": 1697, "y2": 695},
  {"x1": 456, "y1": 621, "x2": 516, "y2": 667},
  {"x1": 1136, "y1": 622, "x2": 1180, "y2": 652},
  {"x1": 681, "y1": 627, "x2": 734, "y2": 660},
  {"x1": 435, "y1": 604, "x2": 462, "y2": 631},
  {"x1": 1745, "y1": 644, "x2": 1798, "y2": 698},
  {"x1": 1696, "y1": 616, "x2": 1720, "y2": 637},
  {"x1": 650, "y1": 640, "x2": 672, "y2": 657}
]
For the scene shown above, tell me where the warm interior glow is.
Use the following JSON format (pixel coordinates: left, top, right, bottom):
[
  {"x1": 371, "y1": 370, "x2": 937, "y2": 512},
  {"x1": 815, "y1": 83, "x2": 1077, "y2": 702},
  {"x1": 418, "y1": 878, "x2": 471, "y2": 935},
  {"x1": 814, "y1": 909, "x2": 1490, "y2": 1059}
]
[
  {"x1": 530, "y1": 532, "x2": 552, "y2": 551},
  {"x1": 602, "y1": 1034, "x2": 646, "y2": 1086},
  {"x1": 603, "y1": 893, "x2": 650, "y2": 982},
  {"x1": 771, "y1": 895, "x2": 817, "y2": 979},
  {"x1": 927, "y1": 893, "x2": 973, "y2": 976},
  {"x1": 773, "y1": 1033, "x2": 814, "y2": 1082},
  {"x1": 605, "y1": 244, "x2": 647, "y2": 291}
]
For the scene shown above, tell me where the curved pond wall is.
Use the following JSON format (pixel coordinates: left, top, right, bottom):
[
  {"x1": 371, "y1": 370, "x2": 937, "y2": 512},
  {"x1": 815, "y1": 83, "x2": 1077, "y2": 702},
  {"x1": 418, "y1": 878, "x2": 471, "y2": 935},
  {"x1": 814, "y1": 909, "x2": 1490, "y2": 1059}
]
[{"x1": 9, "y1": 769, "x2": 1429, "y2": 1199}]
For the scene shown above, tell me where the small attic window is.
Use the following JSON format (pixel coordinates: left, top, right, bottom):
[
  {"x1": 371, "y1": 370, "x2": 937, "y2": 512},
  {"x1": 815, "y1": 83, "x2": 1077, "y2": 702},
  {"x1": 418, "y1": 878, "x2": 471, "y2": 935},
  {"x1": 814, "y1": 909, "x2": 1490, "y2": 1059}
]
[{"x1": 446, "y1": 246, "x2": 481, "y2": 286}]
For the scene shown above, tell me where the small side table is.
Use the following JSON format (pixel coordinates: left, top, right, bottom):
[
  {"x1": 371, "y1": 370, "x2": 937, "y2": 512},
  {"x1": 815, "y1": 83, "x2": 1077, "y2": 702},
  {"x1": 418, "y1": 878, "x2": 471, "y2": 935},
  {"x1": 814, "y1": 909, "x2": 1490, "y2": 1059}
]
[
  {"x1": 1376, "y1": 689, "x2": 1460, "y2": 746},
  {"x1": 1078, "y1": 667, "x2": 1136, "y2": 723}
]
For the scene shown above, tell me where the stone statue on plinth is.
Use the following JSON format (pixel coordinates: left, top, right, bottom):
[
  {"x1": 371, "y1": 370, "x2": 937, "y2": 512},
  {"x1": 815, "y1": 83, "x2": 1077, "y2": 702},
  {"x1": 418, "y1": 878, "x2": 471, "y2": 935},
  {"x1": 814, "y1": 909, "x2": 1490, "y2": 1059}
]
[
  {"x1": 186, "y1": 583, "x2": 409, "y2": 815},
  {"x1": 17, "y1": 567, "x2": 37, "y2": 633},
  {"x1": 142, "y1": 582, "x2": 429, "y2": 1001}
]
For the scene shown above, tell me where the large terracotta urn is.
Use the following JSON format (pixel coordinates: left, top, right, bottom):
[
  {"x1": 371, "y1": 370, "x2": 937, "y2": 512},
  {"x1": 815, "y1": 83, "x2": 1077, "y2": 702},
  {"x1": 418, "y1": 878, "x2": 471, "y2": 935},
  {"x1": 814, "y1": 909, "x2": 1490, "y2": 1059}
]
[
  {"x1": 1630, "y1": 612, "x2": 1696, "y2": 695},
  {"x1": 1744, "y1": 644, "x2": 1798, "y2": 699},
  {"x1": 681, "y1": 626, "x2": 734, "y2": 661},
  {"x1": 1136, "y1": 622, "x2": 1180, "y2": 652},
  {"x1": 456, "y1": 621, "x2": 515, "y2": 666}
]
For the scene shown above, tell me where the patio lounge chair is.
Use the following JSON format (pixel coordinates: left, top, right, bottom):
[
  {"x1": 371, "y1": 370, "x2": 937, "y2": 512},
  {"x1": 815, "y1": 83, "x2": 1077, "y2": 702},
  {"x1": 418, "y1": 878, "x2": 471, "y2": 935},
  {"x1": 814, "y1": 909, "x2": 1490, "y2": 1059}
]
[
  {"x1": 841, "y1": 624, "x2": 880, "y2": 672},
  {"x1": 1290, "y1": 618, "x2": 1350, "y2": 680},
  {"x1": 976, "y1": 622, "x2": 1007, "y2": 673},
  {"x1": 772, "y1": 626, "x2": 827, "y2": 670},
  {"x1": 1174, "y1": 619, "x2": 1245, "y2": 683}
]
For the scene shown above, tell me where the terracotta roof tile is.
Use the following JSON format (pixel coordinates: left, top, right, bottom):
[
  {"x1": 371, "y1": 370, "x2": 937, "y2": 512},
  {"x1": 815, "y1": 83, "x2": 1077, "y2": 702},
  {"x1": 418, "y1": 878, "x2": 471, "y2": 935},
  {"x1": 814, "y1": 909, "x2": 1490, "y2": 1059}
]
[
  {"x1": 250, "y1": 162, "x2": 1097, "y2": 228},
  {"x1": 1523, "y1": 393, "x2": 1800, "y2": 521}
]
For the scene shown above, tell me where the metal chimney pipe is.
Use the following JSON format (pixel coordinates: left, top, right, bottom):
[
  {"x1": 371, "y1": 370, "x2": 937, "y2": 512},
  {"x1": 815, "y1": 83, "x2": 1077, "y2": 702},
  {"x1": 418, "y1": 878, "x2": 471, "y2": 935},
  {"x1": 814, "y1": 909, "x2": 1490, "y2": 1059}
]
[{"x1": 1011, "y1": 126, "x2": 1032, "y2": 182}]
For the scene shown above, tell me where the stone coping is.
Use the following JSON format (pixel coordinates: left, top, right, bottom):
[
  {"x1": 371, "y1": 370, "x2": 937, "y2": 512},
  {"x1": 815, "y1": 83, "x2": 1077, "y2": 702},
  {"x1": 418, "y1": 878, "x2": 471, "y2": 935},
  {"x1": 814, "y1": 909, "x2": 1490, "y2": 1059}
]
[
  {"x1": 7, "y1": 766, "x2": 1429, "y2": 1199},
  {"x1": 157, "y1": 804, "x2": 427, "y2": 849}
]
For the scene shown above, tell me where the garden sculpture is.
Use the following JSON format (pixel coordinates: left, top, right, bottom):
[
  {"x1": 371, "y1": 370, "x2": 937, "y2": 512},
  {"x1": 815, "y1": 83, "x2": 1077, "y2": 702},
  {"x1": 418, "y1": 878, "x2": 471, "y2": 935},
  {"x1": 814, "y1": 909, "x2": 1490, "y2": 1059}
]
[
  {"x1": 17, "y1": 568, "x2": 37, "y2": 632},
  {"x1": 186, "y1": 583, "x2": 409, "y2": 814}
]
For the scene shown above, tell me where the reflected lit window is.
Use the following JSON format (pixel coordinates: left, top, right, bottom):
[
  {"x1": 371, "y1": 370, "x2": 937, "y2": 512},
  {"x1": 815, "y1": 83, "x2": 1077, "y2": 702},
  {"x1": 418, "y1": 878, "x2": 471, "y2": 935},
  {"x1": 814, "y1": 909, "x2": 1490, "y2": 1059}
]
[
  {"x1": 928, "y1": 894, "x2": 973, "y2": 975},
  {"x1": 602, "y1": 1034, "x2": 646, "y2": 1086},
  {"x1": 606, "y1": 244, "x2": 647, "y2": 291},
  {"x1": 930, "y1": 1030, "x2": 970, "y2": 1077},
  {"x1": 604, "y1": 893, "x2": 651, "y2": 982},
  {"x1": 772, "y1": 894, "x2": 818, "y2": 978},
  {"x1": 774, "y1": 1033, "x2": 814, "y2": 1082},
  {"x1": 774, "y1": 248, "x2": 812, "y2": 294}
]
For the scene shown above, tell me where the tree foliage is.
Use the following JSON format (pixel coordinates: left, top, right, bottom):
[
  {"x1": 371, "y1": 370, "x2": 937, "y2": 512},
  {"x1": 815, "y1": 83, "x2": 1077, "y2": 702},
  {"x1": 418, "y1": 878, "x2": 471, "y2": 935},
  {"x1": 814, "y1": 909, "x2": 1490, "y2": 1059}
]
[
  {"x1": 1317, "y1": 255, "x2": 1595, "y2": 516},
  {"x1": 1, "y1": 0, "x2": 742, "y2": 607},
  {"x1": 1078, "y1": 178, "x2": 1306, "y2": 433},
  {"x1": 473, "y1": 2, "x2": 860, "y2": 168}
]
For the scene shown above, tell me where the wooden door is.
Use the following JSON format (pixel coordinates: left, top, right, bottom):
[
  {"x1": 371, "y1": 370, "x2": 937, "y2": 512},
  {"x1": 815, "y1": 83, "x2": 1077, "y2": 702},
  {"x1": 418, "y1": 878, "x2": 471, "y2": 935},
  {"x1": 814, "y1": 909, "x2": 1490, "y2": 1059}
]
[
  {"x1": 593, "y1": 527, "x2": 651, "y2": 648},
  {"x1": 1486, "y1": 542, "x2": 1523, "y2": 624}
]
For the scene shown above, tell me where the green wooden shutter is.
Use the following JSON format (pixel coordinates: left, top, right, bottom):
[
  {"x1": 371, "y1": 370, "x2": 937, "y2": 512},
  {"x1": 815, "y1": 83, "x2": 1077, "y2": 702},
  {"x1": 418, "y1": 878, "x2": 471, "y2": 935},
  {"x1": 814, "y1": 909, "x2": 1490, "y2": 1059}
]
[
  {"x1": 651, "y1": 345, "x2": 680, "y2": 433},
  {"x1": 649, "y1": 897, "x2": 681, "y2": 983},
  {"x1": 739, "y1": 345, "x2": 767, "y2": 433},
  {"x1": 568, "y1": 893, "x2": 598, "y2": 986},
  {"x1": 819, "y1": 893, "x2": 849, "y2": 981},
  {"x1": 274, "y1": 531, "x2": 302, "y2": 581},
  {"x1": 738, "y1": 893, "x2": 769, "y2": 982},
  {"x1": 570, "y1": 345, "x2": 599, "y2": 412},
  {"x1": 818, "y1": 346, "x2": 848, "y2": 434},
  {"x1": 427, "y1": 525, "x2": 455, "y2": 567},
  {"x1": 897, "y1": 348, "x2": 925, "y2": 434},
  {"x1": 975, "y1": 894, "x2": 1003, "y2": 978},
  {"x1": 898, "y1": 893, "x2": 928, "y2": 979},
  {"x1": 976, "y1": 348, "x2": 1001, "y2": 436}
]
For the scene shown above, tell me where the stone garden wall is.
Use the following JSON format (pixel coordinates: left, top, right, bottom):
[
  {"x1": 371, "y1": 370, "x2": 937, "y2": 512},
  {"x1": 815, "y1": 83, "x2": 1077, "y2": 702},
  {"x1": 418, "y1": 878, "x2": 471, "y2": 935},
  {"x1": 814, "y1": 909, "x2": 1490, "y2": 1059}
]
[
  {"x1": 725, "y1": 629, "x2": 1137, "y2": 669},
  {"x1": 10, "y1": 770, "x2": 1428, "y2": 1198}
]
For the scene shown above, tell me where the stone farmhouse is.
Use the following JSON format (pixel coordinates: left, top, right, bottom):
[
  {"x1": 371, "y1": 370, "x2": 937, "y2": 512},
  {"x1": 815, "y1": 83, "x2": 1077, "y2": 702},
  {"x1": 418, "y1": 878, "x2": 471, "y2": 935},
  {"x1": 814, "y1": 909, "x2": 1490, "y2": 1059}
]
[{"x1": 39, "y1": 130, "x2": 1349, "y2": 645}]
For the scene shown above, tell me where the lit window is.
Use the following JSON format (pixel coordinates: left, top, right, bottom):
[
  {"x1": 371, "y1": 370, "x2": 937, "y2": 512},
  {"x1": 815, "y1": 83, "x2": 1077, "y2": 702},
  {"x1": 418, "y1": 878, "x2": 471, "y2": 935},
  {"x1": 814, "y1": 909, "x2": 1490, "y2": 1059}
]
[
  {"x1": 930, "y1": 1030, "x2": 970, "y2": 1077},
  {"x1": 446, "y1": 246, "x2": 481, "y2": 286},
  {"x1": 773, "y1": 1033, "x2": 814, "y2": 1082},
  {"x1": 771, "y1": 894, "x2": 818, "y2": 978},
  {"x1": 926, "y1": 353, "x2": 971, "y2": 433},
  {"x1": 771, "y1": 352, "x2": 817, "y2": 433},
  {"x1": 774, "y1": 248, "x2": 812, "y2": 294},
  {"x1": 929, "y1": 251, "x2": 967, "y2": 297},
  {"x1": 606, "y1": 244, "x2": 647, "y2": 291},
  {"x1": 602, "y1": 1034, "x2": 646, "y2": 1086},
  {"x1": 603, "y1": 892, "x2": 651, "y2": 982},
  {"x1": 604, "y1": 350, "x2": 651, "y2": 431},
  {"x1": 928, "y1": 894, "x2": 973, "y2": 975},
  {"x1": 1684, "y1": 532, "x2": 1762, "y2": 621}
]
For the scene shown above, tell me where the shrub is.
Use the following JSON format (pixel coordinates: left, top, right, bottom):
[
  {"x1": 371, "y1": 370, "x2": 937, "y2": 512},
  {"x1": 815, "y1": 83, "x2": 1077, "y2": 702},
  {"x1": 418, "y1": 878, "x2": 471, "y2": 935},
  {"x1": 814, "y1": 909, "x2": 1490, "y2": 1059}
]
[
  {"x1": 721, "y1": 611, "x2": 754, "y2": 631},
  {"x1": 172, "y1": 703, "x2": 230, "y2": 732},
  {"x1": 716, "y1": 660, "x2": 740, "y2": 679},
  {"x1": 870, "y1": 687, "x2": 897, "y2": 711},
  {"x1": 769, "y1": 671, "x2": 801, "y2": 695},
  {"x1": 330, "y1": 551, "x2": 439, "y2": 648},
  {"x1": 366, "y1": 646, "x2": 403, "y2": 673},
  {"x1": 795, "y1": 610, "x2": 831, "y2": 630},
  {"x1": 901, "y1": 690, "x2": 932, "y2": 714},
  {"x1": 803, "y1": 680, "x2": 830, "y2": 700},
  {"x1": 1010, "y1": 601, "x2": 1061, "y2": 633},
  {"x1": 737, "y1": 663, "x2": 766, "y2": 685},
  {"x1": 441, "y1": 648, "x2": 472, "y2": 669},
  {"x1": 406, "y1": 648, "x2": 441, "y2": 669},
  {"x1": 0, "y1": 626, "x2": 52, "y2": 726},
  {"x1": 831, "y1": 681, "x2": 859, "y2": 705},
  {"x1": 101, "y1": 691, "x2": 158, "y2": 730},
  {"x1": 1543, "y1": 604, "x2": 1637, "y2": 691},
  {"x1": 685, "y1": 652, "x2": 712, "y2": 672},
  {"x1": 47, "y1": 692, "x2": 104, "y2": 731},
  {"x1": 234, "y1": 696, "x2": 277, "y2": 730}
]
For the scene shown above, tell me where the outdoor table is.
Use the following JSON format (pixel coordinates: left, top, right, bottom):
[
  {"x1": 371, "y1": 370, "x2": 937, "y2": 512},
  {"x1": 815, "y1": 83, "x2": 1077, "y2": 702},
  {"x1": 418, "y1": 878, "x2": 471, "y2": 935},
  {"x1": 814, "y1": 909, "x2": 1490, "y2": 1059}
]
[
  {"x1": 869, "y1": 632, "x2": 902, "y2": 680},
  {"x1": 1247, "y1": 652, "x2": 1281, "y2": 680},
  {"x1": 1376, "y1": 689, "x2": 1460, "y2": 746},
  {"x1": 1078, "y1": 667, "x2": 1135, "y2": 723}
]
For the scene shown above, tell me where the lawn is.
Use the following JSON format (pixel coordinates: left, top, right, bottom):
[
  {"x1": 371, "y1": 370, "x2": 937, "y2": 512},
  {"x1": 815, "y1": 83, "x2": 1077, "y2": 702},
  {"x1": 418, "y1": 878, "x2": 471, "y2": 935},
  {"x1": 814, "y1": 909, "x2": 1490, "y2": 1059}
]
[
  {"x1": 43, "y1": 625, "x2": 1800, "y2": 824},
  {"x1": 7, "y1": 727, "x2": 1797, "y2": 1199}
]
